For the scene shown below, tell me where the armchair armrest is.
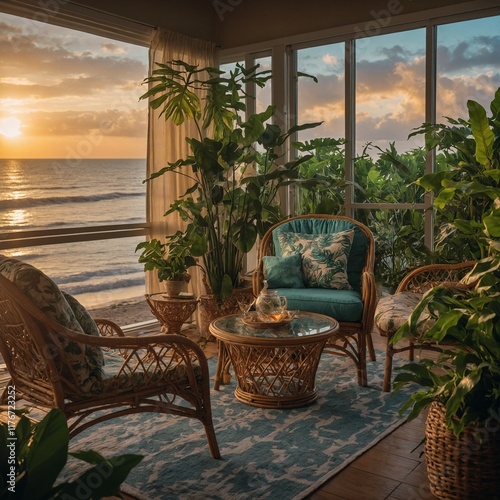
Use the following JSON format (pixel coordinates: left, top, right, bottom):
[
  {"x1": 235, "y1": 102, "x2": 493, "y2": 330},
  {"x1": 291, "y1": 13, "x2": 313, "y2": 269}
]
[
  {"x1": 396, "y1": 261, "x2": 475, "y2": 294},
  {"x1": 94, "y1": 318, "x2": 125, "y2": 337}
]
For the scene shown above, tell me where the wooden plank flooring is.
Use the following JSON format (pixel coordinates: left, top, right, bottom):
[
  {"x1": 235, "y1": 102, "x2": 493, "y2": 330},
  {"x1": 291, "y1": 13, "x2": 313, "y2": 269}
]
[{"x1": 0, "y1": 325, "x2": 437, "y2": 500}]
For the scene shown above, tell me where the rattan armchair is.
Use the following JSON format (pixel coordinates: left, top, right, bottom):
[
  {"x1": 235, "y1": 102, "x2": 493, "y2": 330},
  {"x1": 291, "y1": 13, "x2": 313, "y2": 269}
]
[
  {"x1": 253, "y1": 215, "x2": 377, "y2": 387},
  {"x1": 0, "y1": 274, "x2": 220, "y2": 458},
  {"x1": 375, "y1": 261, "x2": 475, "y2": 392}
]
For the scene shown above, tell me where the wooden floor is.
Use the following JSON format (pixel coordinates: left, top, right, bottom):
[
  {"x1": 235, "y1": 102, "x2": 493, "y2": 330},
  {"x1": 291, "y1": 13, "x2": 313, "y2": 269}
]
[
  {"x1": 304, "y1": 332, "x2": 437, "y2": 500},
  {"x1": 0, "y1": 324, "x2": 437, "y2": 500}
]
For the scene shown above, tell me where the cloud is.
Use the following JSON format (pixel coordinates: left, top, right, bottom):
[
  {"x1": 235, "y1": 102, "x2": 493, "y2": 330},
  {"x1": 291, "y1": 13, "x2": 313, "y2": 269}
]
[
  {"x1": 22, "y1": 108, "x2": 147, "y2": 138},
  {"x1": 0, "y1": 18, "x2": 147, "y2": 101},
  {"x1": 437, "y1": 36, "x2": 500, "y2": 72}
]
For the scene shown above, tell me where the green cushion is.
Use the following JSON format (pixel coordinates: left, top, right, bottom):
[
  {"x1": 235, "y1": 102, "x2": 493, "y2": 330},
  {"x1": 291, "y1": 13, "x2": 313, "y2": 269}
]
[
  {"x1": 273, "y1": 287, "x2": 363, "y2": 322},
  {"x1": 0, "y1": 255, "x2": 104, "y2": 394},
  {"x1": 263, "y1": 254, "x2": 304, "y2": 288},
  {"x1": 272, "y1": 218, "x2": 367, "y2": 292},
  {"x1": 276, "y1": 230, "x2": 354, "y2": 290}
]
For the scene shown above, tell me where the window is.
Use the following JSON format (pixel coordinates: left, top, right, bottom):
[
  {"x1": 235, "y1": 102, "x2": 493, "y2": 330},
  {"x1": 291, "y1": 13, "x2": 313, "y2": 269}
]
[{"x1": 0, "y1": 12, "x2": 149, "y2": 308}]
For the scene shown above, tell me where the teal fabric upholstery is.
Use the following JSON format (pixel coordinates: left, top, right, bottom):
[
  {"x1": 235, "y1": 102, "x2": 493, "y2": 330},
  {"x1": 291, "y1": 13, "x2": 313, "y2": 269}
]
[
  {"x1": 272, "y1": 218, "x2": 368, "y2": 292},
  {"x1": 263, "y1": 254, "x2": 304, "y2": 288},
  {"x1": 0, "y1": 255, "x2": 104, "y2": 393},
  {"x1": 273, "y1": 288, "x2": 363, "y2": 322}
]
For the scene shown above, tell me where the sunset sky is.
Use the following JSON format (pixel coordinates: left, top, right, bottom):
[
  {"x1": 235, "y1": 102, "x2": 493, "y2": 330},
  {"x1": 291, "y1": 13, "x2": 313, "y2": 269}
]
[
  {"x1": 0, "y1": 12, "x2": 499, "y2": 159},
  {"x1": 0, "y1": 12, "x2": 148, "y2": 159}
]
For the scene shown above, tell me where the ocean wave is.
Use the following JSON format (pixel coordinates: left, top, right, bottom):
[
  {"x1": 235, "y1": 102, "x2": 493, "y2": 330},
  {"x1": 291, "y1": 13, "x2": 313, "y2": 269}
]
[
  {"x1": 60, "y1": 276, "x2": 145, "y2": 296},
  {"x1": 0, "y1": 191, "x2": 145, "y2": 210},
  {"x1": 0, "y1": 216, "x2": 145, "y2": 232},
  {"x1": 53, "y1": 267, "x2": 142, "y2": 285}
]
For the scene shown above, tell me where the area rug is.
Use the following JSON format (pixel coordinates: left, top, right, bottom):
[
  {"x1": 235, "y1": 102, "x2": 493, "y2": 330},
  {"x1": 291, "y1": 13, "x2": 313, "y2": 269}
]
[{"x1": 68, "y1": 351, "x2": 411, "y2": 500}]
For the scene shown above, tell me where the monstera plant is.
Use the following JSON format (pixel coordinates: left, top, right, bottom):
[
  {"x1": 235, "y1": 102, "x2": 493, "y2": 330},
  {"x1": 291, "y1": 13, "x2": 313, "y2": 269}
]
[{"x1": 140, "y1": 60, "x2": 320, "y2": 300}]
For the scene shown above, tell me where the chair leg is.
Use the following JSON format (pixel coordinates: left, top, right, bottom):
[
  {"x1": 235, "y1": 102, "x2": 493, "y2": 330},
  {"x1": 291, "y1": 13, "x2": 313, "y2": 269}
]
[
  {"x1": 204, "y1": 423, "x2": 221, "y2": 459},
  {"x1": 366, "y1": 330, "x2": 376, "y2": 362},
  {"x1": 357, "y1": 330, "x2": 368, "y2": 387},
  {"x1": 383, "y1": 335, "x2": 394, "y2": 392}
]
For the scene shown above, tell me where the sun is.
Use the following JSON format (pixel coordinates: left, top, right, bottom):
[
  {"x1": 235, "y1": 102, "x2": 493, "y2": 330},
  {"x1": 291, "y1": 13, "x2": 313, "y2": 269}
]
[{"x1": 0, "y1": 117, "x2": 22, "y2": 138}]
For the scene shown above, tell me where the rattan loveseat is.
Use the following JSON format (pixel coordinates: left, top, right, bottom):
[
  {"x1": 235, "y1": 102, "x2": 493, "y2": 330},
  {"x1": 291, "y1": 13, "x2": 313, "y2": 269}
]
[{"x1": 0, "y1": 255, "x2": 220, "y2": 458}]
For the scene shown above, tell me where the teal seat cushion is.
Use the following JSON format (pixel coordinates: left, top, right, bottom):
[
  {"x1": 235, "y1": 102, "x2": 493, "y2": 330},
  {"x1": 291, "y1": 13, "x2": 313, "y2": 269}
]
[
  {"x1": 272, "y1": 288, "x2": 363, "y2": 322},
  {"x1": 272, "y1": 218, "x2": 367, "y2": 292}
]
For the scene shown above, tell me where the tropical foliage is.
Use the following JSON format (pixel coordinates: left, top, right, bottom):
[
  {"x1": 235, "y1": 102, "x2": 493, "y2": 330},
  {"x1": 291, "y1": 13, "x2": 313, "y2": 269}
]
[
  {"x1": 136, "y1": 232, "x2": 197, "y2": 282},
  {"x1": 391, "y1": 87, "x2": 500, "y2": 436},
  {"x1": 140, "y1": 61, "x2": 320, "y2": 298},
  {"x1": 0, "y1": 408, "x2": 142, "y2": 499}
]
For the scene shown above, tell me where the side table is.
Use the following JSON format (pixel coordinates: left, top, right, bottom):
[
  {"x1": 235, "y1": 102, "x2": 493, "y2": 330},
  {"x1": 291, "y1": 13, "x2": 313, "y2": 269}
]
[{"x1": 145, "y1": 293, "x2": 199, "y2": 334}]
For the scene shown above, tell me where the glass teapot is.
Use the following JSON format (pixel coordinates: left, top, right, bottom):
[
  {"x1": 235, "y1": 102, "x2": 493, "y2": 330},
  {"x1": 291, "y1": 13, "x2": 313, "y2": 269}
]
[{"x1": 255, "y1": 281, "x2": 288, "y2": 321}]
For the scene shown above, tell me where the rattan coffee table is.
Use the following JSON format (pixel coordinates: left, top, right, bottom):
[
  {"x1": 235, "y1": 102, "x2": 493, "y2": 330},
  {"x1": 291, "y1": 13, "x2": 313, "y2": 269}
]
[{"x1": 210, "y1": 312, "x2": 339, "y2": 408}]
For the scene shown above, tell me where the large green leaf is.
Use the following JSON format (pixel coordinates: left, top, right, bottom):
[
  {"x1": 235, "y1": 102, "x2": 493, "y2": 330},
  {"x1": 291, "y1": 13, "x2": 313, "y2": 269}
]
[
  {"x1": 56, "y1": 452, "x2": 143, "y2": 499},
  {"x1": 467, "y1": 99, "x2": 494, "y2": 168},
  {"x1": 23, "y1": 409, "x2": 69, "y2": 500}
]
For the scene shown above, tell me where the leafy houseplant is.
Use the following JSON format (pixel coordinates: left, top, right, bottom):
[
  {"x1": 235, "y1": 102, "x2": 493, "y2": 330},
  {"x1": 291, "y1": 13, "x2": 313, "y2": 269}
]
[
  {"x1": 140, "y1": 60, "x2": 320, "y2": 300},
  {"x1": 392, "y1": 88, "x2": 500, "y2": 498},
  {"x1": 136, "y1": 232, "x2": 197, "y2": 296},
  {"x1": 0, "y1": 408, "x2": 142, "y2": 499}
]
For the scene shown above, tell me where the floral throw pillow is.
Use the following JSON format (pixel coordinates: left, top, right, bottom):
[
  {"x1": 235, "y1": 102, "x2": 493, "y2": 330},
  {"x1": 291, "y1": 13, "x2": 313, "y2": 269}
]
[{"x1": 276, "y1": 230, "x2": 355, "y2": 290}]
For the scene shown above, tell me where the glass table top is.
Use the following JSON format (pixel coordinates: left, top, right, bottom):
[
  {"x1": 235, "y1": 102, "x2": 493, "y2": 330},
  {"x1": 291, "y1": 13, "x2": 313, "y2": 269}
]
[{"x1": 210, "y1": 312, "x2": 338, "y2": 339}]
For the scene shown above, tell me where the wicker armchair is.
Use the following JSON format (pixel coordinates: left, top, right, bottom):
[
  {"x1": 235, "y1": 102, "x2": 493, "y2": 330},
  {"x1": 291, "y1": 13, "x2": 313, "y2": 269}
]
[
  {"x1": 0, "y1": 273, "x2": 220, "y2": 458},
  {"x1": 375, "y1": 261, "x2": 475, "y2": 392},
  {"x1": 252, "y1": 215, "x2": 377, "y2": 387}
]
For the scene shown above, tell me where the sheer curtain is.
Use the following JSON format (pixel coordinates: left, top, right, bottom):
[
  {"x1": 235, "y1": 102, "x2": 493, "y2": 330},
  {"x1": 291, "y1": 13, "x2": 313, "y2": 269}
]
[{"x1": 145, "y1": 29, "x2": 216, "y2": 296}]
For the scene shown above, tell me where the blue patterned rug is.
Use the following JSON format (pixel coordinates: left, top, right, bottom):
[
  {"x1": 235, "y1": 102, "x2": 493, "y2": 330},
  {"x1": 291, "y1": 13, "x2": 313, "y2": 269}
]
[{"x1": 68, "y1": 351, "x2": 410, "y2": 500}]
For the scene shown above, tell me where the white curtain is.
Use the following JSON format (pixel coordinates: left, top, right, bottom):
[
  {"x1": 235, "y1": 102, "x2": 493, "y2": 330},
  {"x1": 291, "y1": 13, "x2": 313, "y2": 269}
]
[{"x1": 145, "y1": 29, "x2": 216, "y2": 296}]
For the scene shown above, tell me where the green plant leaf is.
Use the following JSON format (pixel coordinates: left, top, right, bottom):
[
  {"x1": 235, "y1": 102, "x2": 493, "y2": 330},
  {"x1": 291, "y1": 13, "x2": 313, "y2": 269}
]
[
  {"x1": 467, "y1": 99, "x2": 494, "y2": 168},
  {"x1": 23, "y1": 409, "x2": 69, "y2": 500},
  {"x1": 57, "y1": 453, "x2": 143, "y2": 499}
]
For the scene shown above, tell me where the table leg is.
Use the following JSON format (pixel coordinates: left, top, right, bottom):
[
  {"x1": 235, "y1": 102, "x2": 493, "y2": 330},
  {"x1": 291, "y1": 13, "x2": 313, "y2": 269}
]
[{"x1": 214, "y1": 340, "x2": 231, "y2": 390}]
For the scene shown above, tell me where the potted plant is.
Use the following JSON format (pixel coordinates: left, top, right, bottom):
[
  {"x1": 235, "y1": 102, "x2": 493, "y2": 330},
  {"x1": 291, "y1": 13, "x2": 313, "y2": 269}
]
[
  {"x1": 140, "y1": 61, "x2": 320, "y2": 333},
  {"x1": 0, "y1": 407, "x2": 142, "y2": 499},
  {"x1": 136, "y1": 231, "x2": 197, "y2": 296},
  {"x1": 392, "y1": 88, "x2": 500, "y2": 499}
]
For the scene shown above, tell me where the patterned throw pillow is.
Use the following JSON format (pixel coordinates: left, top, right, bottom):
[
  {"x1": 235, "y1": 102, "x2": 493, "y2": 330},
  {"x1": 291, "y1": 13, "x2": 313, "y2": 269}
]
[
  {"x1": 0, "y1": 255, "x2": 104, "y2": 393},
  {"x1": 276, "y1": 230, "x2": 355, "y2": 290},
  {"x1": 263, "y1": 253, "x2": 304, "y2": 288}
]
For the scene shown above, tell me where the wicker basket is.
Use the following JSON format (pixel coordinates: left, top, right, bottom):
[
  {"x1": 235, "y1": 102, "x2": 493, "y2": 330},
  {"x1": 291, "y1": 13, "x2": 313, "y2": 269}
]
[{"x1": 425, "y1": 401, "x2": 500, "y2": 499}]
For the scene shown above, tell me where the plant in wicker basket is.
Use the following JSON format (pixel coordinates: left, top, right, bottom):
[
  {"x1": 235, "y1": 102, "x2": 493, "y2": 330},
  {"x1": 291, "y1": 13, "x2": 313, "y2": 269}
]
[{"x1": 392, "y1": 88, "x2": 500, "y2": 499}]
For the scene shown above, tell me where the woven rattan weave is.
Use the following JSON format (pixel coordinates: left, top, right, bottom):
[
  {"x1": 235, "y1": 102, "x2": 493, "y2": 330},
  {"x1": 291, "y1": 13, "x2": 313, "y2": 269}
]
[
  {"x1": 0, "y1": 274, "x2": 220, "y2": 458},
  {"x1": 425, "y1": 401, "x2": 500, "y2": 499}
]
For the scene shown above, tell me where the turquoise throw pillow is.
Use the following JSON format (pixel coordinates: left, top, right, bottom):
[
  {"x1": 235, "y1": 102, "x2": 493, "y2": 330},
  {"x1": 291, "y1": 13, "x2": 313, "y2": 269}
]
[
  {"x1": 276, "y1": 230, "x2": 354, "y2": 290},
  {"x1": 263, "y1": 254, "x2": 304, "y2": 288}
]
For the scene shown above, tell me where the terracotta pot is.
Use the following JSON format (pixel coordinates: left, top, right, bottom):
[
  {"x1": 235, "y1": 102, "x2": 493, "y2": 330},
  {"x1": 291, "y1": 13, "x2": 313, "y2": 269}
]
[{"x1": 163, "y1": 280, "x2": 186, "y2": 297}]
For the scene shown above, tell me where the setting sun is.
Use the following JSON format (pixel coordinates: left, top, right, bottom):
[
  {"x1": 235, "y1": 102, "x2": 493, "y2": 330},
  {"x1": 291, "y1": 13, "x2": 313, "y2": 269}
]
[{"x1": 0, "y1": 117, "x2": 21, "y2": 138}]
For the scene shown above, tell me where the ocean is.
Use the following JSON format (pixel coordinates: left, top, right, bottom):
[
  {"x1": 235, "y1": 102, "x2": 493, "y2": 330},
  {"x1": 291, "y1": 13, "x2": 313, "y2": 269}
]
[{"x1": 0, "y1": 158, "x2": 148, "y2": 309}]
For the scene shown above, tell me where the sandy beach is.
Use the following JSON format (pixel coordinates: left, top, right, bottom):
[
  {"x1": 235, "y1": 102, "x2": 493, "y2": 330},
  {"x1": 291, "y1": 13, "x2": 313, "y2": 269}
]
[{"x1": 88, "y1": 296, "x2": 156, "y2": 327}]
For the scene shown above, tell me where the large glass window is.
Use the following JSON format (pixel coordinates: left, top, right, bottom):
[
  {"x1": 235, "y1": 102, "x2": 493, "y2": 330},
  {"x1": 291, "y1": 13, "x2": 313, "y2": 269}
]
[
  {"x1": 354, "y1": 28, "x2": 426, "y2": 204},
  {"x1": 436, "y1": 16, "x2": 500, "y2": 123},
  {"x1": 294, "y1": 43, "x2": 346, "y2": 215},
  {"x1": 0, "y1": 13, "x2": 148, "y2": 308}
]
